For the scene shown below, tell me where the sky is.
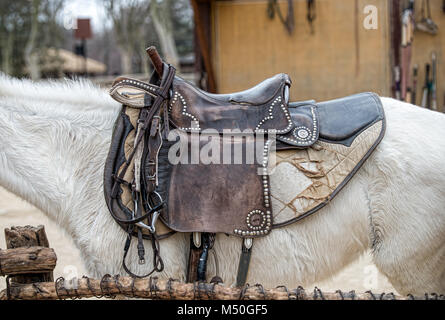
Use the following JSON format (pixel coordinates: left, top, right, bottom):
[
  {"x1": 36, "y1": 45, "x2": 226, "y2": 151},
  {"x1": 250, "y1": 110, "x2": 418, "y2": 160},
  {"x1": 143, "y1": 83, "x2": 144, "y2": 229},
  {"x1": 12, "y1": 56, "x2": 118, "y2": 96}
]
[{"x1": 62, "y1": 0, "x2": 110, "y2": 33}]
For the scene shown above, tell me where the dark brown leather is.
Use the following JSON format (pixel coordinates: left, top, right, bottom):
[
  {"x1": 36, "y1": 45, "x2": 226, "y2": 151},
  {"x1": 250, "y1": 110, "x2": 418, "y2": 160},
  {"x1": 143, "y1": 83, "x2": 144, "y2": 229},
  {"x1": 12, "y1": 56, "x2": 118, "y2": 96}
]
[
  {"x1": 276, "y1": 103, "x2": 319, "y2": 147},
  {"x1": 157, "y1": 134, "x2": 273, "y2": 237},
  {"x1": 192, "y1": 73, "x2": 289, "y2": 105},
  {"x1": 186, "y1": 234, "x2": 203, "y2": 283},
  {"x1": 169, "y1": 75, "x2": 294, "y2": 134}
]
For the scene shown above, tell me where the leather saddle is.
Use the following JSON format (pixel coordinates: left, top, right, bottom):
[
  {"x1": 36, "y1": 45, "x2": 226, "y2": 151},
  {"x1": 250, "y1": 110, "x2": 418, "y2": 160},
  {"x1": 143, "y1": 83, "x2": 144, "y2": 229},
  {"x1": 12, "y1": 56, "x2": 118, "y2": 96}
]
[{"x1": 104, "y1": 47, "x2": 385, "y2": 284}]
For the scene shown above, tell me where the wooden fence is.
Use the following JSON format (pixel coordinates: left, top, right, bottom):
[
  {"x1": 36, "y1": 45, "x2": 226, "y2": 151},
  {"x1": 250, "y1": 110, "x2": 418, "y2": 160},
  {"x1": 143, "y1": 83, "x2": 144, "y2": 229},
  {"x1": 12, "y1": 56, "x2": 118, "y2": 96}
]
[{"x1": 0, "y1": 225, "x2": 443, "y2": 300}]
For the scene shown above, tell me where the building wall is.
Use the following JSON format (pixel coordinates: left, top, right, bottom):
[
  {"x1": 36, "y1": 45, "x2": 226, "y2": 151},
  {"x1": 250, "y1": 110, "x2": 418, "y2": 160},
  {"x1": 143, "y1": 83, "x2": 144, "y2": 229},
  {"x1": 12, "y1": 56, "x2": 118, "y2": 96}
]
[
  {"x1": 211, "y1": 0, "x2": 391, "y2": 101},
  {"x1": 411, "y1": 0, "x2": 445, "y2": 111}
]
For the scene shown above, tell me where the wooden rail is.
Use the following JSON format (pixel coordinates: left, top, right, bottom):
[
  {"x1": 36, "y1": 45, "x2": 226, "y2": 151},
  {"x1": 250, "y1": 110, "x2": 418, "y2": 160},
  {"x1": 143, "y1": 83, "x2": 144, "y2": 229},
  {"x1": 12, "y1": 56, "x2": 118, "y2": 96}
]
[
  {"x1": 1, "y1": 276, "x2": 444, "y2": 300},
  {"x1": 1, "y1": 225, "x2": 444, "y2": 300}
]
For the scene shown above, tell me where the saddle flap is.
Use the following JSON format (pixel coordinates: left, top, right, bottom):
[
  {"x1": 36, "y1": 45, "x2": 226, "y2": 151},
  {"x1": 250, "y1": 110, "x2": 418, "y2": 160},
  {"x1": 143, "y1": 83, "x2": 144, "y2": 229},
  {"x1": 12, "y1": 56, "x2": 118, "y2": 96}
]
[
  {"x1": 168, "y1": 75, "x2": 294, "y2": 134},
  {"x1": 157, "y1": 133, "x2": 274, "y2": 238}
]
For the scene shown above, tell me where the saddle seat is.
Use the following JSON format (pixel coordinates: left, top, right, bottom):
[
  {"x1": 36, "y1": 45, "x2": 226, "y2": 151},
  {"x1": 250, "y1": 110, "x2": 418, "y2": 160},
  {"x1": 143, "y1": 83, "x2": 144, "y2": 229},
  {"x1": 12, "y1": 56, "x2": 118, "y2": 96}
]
[
  {"x1": 168, "y1": 73, "x2": 293, "y2": 133},
  {"x1": 195, "y1": 73, "x2": 290, "y2": 106},
  {"x1": 110, "y1": 73, "x2": 295, "y2": 134}
]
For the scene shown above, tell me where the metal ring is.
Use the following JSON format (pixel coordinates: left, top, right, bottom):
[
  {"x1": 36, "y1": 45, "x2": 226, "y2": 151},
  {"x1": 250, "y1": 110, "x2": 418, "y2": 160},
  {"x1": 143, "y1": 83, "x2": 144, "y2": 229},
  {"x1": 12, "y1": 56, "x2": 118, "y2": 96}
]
[
  {"x1": 313, "y1": 287, "x2": 325, "y2": 300},
  {"x1": 148, "y1": 191, "x2": 163, "y2": 208},
  {"x1": 84, "y1": 276, "x2": 103, "y2": 299},
  {"x1": 149, "y1": 276, "x2": 159, "y2": 299},
  {"x1": 239, "y1": 283, "x2": 250, "y2": 300},
  {"x1": 276, "y1": 285, "x2": 292, "y2": 300},
  {"x1": 100, "y1": 274, "x2": 116, "y2": 299},
  {"x1": 296, "y1": 286, "x2": 305, "y2": 300},
  {"x1": 255, "y1": 283, "x2": 267, "y2": 299},
  {"x1": 336, "y1": 290, "x2": 344, "y2": 300},
  {"x1": 114, "y1": 275, "x2": 123, "y2": 296},
  {"x1": 366, "y1": 290, "x2": 376, "y2": 300},
  {"x1": 54, "y1": 277, "x2": 64, "y2": 299},
  {"x1": 167, "y1": 278, "x2": 174, "y2": 299},
  {"x1": 349, "y1": 290, "x2": 356, "y2": 300}
]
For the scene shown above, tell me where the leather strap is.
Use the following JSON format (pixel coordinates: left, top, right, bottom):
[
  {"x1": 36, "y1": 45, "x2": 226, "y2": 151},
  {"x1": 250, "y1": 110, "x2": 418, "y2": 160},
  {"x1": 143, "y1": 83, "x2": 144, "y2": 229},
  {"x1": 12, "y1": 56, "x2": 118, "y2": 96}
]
[
  {"x1": 108, "y1": 64, "x2": 176, "y2": 226},
  {"x1": 235, "y1": 239, "x2": 253, "y2": 287},
  {"x1": 186, "y1": 234, "x2": 203, "y2": 283},
  {"x1": 139, "y1": 64, "x2": 175, "y2": 194},
  {"x1": 196, "y1": 233, "x2": 215, "y2": 282},
  {"x1": 146, "y1": 114, "x2": 162, "y2": 193},
  {"x1": 122, "y1": 230, "x2": 164, "y2": 278}
]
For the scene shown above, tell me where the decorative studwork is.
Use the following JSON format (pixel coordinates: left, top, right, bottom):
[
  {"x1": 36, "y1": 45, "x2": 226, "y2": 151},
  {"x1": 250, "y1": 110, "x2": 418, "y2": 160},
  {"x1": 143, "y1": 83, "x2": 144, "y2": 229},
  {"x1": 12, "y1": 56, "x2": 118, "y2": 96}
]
[
  {"x1": 262, "y1": 139, "x2": 272, "y2": 209},
  {"x1": 277, "y1": 105, "x2": 318, "y2": 146},
  {"x1": 170, "y1": 91, "x2": 201, "y2": 131},
  {"x1": 295, "y1": 127, "x2": 310, "y2": 139},
  {"x1": 234, "y1": 140, "x2": 273, "y2": 237},
  {"x1": 255, "y1": 96, "x2": 294, "y2": 134},
  {"x1": 234, "y1": 209, "x2": 272, "y2": 237},
  {"x1": 111, "y1": 78, "x2": 159, "y2": 96}
]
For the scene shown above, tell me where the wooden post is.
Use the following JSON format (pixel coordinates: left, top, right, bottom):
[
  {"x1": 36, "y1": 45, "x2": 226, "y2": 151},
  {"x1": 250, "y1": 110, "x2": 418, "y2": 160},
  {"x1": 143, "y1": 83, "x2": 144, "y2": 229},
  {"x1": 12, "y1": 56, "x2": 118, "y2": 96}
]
[
  {"x1": 0, "y1": 247, "x2": 56, "y2": 275},
  {"x1": 4, "y1": 225, "x2": 54, "y2": 284}
]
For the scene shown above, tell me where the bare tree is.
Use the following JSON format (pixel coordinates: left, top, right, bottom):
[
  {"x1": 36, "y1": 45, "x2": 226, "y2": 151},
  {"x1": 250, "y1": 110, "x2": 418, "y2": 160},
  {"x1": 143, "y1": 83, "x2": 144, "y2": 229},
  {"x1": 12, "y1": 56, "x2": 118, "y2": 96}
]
[
  {"x1": 24, "y1": 0, "x2": 41, "y2": 80},
  {"x1": 103, "y1": 0, "x2": 150, "y2": 74},
  {"x1": 0, "y1": 0, "x2": 65, "y2": 78},
  {"x1": 0, "y1": 22, "x2": 14, "y2": 75},
  {"x1": 150, "y1": 0, "x2": 180, "y2": 69},
  {"x1": 0, "y1": 0, "x2": 28, "y2": 75}
]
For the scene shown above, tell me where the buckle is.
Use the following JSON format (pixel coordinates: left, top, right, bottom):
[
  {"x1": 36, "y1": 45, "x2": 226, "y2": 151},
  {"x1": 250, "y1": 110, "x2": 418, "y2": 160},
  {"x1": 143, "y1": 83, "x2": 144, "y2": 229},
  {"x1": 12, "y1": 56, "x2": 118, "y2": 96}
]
[{"x1": 146, "y1": 161, "x2": 157, "y2": 180}]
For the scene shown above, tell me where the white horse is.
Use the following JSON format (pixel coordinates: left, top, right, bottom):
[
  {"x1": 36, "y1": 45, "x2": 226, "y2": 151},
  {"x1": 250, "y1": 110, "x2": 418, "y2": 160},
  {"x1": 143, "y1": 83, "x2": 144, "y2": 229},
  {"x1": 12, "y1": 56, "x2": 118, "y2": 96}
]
[{"x1": 0, "y1": 74, "x2": 444, "y2": 295}]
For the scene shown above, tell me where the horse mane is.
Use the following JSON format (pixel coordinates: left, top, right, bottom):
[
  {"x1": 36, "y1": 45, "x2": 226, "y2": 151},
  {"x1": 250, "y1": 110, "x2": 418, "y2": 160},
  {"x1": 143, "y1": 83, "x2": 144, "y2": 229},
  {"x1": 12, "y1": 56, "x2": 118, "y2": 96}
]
[
  {"x1": 0, "y1": 73, "x2": 120, "y2": 126},
  {"x1": 0, "y1": 73, "x2": 119, "y2": 112}
]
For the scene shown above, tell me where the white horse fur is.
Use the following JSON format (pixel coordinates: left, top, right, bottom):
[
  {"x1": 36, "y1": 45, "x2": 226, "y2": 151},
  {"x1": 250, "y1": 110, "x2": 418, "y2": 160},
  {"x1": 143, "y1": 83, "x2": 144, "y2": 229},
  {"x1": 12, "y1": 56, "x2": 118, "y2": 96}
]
[{"x1": 0, "y1": 74, "x2": 444, "y2": 295}]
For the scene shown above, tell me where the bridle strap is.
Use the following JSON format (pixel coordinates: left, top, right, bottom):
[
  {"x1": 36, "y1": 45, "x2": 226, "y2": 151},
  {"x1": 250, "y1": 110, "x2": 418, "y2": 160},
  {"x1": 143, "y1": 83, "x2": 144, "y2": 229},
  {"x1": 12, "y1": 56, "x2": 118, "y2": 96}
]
[
  {"x1": 116, "y1": 63, "x2": 175, "y2": 278},
  {"x1": 122, "y1": 230, "x2": 164, "y2": 278},
  {"x1": 108, "y1": 64, "x2": 176, "y2": 225}
]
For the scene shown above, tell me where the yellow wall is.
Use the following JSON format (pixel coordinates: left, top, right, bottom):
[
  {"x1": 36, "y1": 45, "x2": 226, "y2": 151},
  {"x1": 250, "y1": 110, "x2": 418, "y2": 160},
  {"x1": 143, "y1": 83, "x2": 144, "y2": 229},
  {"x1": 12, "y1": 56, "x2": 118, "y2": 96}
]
[
  {"x1": 411, "y1": 0, "x2": 445, "y2": 111},
  {"x1": 211, "y1": 0, "x2": 391, "y2": 101}
]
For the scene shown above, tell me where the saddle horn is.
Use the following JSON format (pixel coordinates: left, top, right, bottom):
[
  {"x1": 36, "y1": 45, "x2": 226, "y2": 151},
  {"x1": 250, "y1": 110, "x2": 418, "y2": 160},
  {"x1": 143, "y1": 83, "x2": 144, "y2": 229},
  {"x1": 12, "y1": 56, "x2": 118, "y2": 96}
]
[{"x1": 146, "y1": 46, "x2": 164, "y2": 76}]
